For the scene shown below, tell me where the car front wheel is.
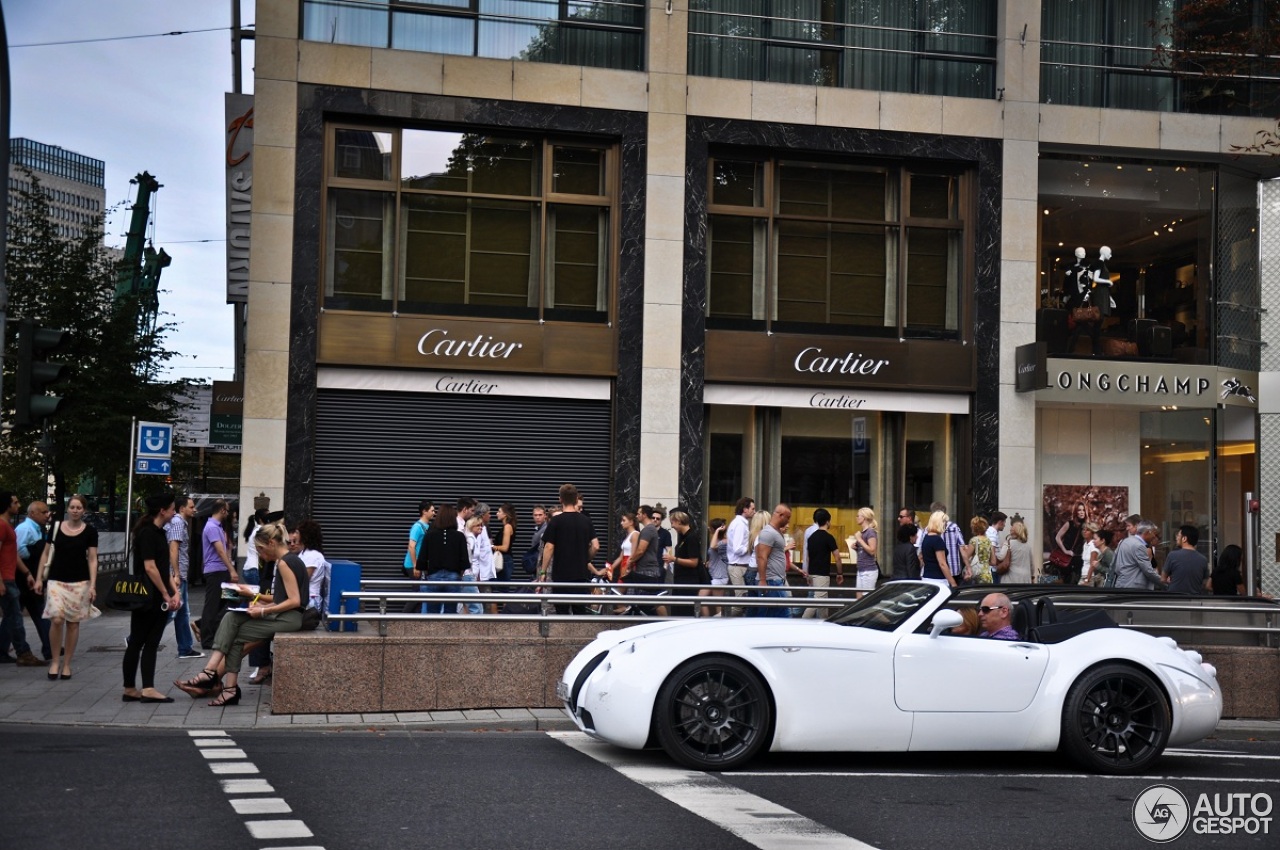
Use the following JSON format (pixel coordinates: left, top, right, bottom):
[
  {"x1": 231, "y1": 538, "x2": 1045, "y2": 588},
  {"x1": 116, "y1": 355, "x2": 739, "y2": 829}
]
[
  {"x1": 1060, "y1": 663, "x2": 1170, "y2": 774},
  {"x1": 654, "y1": 655, "x2": 772, "y2": 771}
]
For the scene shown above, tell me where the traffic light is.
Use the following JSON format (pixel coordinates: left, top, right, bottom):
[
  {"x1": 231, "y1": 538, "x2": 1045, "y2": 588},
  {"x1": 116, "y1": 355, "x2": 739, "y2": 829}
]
[{"x1": 15, "y1": 319, "x2": 69, "y2": 428}]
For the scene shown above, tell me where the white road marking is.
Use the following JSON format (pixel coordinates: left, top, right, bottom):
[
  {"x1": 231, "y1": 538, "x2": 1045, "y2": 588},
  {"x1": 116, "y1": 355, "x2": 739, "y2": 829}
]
[
  {"x1": 230, "y1": 798, "x2": 292, "y2": 815},
  {"x1": 188, "y1": 730, "x2": 229, "y2": 737},
  {"x1": 550, "y1": 732, "x2": 881, "y2": 850},
  {"x1": 194, "y1": 735, "x2": 324, "y2": 849},
  {"x1": 221, "y1": 778, "x2": 274, "y2": 794},
  {"x1": 244, "y1": 820, "x2": 314, "y2": 839},
  {"x1": 209, "y1": 762, "x2": 260, "y2": 775}
]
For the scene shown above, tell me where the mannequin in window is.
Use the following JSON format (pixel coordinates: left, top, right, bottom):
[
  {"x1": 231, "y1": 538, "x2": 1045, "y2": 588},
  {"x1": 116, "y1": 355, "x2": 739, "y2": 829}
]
[{"x1": 1064, "y1": 246, "x2": 1098, "y2": 355}]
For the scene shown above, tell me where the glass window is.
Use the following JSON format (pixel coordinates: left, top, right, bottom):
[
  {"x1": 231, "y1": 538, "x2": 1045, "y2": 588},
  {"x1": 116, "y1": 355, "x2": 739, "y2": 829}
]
[
  {"x1": 1040, "y1": 0, "x2": 1279, "y2": 115},
  {"x1": 689, "y1": 0, "x2": 997, "y2": 98},
  {"x1": 303, "y1": 0, "x2": 644, "y2": 70},
  {"x1": 325, "y1": 125, "x2": 614, "y2": 322},
  {"x1": 334, "y1": 130, "x2": 393, "y2": 181},
  {"x1": 1036, "y1": 157, "x2": 1212, "y2": 362},
  {"x1": 707, "y1": 154, "x2": 968, "y2": 338}
]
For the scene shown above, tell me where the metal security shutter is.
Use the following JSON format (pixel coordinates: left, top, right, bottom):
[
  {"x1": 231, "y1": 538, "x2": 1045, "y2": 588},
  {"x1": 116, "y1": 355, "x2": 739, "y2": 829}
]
[{"x1": 313, "y1": 389, "x2": 613, "y2": 582}]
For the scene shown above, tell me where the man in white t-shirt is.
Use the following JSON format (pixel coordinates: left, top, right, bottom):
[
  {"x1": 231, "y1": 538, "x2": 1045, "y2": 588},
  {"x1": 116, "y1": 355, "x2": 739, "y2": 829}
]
[{"x1": 724, "y1": 496, "x2": 756, "y2": 617}]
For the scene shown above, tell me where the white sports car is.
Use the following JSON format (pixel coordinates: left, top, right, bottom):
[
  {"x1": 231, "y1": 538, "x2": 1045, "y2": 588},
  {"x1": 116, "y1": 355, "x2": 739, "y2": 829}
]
[{"x1": 558, "y1": 581, "x2": 1222, "y2": 774}]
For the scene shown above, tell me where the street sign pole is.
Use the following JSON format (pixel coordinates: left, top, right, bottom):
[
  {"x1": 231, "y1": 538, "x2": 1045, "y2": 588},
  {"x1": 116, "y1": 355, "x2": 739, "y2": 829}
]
[{"x1": 124, "y1": 417, "x2": 137, "y2": 564}]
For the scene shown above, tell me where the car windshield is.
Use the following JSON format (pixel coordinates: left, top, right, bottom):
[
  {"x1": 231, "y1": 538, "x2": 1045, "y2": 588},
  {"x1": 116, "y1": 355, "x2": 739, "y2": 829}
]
[{"x1": 828, "y1": 582, "x2": 942, "y2": 631}]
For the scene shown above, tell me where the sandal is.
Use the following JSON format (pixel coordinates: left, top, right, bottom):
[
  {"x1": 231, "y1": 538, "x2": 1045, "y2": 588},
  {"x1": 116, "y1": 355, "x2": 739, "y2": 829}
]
[
  {"x1": 248, "y1": 667, "x2": 272, "y2": 685},
  {"x1": 208, "y1": 685, "x2": 240, "y2": 707},
  {"x1": 175, "y1": 668, "x2": 220, "y2": 698}
]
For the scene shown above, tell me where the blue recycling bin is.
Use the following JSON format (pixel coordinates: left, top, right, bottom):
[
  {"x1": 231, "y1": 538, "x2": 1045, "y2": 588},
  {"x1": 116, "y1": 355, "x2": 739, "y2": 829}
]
[{"x1": 327, "y1": 559, "x2": 361, "y2": 632}]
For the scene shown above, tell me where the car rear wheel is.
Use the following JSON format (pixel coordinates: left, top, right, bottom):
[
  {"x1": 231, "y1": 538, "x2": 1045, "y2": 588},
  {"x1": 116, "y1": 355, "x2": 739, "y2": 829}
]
[
  {"x1": 654, "y1": 655, "x2": 772, "y2": 771},
  {"x1": 1060, "y1": 664, "x2": 1170, "y2": 774}
]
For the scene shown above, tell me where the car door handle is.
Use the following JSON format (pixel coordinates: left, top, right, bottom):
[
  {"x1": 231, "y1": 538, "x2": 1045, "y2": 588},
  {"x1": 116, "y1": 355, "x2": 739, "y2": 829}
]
[{"x1": 1011, "y1": 643, "x2": 1040, "y2": 651}]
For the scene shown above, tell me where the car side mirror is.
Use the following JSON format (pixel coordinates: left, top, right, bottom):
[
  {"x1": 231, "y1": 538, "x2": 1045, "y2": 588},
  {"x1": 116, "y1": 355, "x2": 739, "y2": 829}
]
[{"x1": 929, "y1": 609, "x2": 964, "y2": 638}]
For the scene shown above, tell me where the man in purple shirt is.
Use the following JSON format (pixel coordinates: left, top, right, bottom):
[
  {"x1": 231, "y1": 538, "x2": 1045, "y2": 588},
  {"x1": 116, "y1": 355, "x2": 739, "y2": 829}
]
[{"x1": 978, "y1": 593, "x2": 1019, "y2": 640}]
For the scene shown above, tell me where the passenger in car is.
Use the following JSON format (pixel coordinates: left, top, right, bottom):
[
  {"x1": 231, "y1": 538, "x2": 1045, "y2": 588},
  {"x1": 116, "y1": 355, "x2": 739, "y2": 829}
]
[
  {"x1": 950, "y1": 607, "x2": 980, "y2": 635},
  {"x1": 977, "y1": 593, "x2": 1020, "y2": 640}
]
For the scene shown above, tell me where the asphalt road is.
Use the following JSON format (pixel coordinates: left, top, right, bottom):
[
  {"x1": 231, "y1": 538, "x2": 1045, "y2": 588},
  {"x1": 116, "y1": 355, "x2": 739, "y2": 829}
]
[{"x1": 7, "y1": 727, "x2": 1279, "y2": 850}]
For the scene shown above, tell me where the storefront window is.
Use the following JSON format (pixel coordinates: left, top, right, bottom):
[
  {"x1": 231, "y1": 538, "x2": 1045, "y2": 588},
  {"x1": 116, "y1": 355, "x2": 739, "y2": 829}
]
[
  {"x1": 1037, "y1": 157, "x2": 1213, "y2": 363},
  {"x1": 707, "y1": 155, "x2": 969, "y2": 339},
  {"x1": 323, "y1": 126, "x2": 614, "y2": 323},
  {"x1": 706, "y1": 404, "x2": 959, "y2": 543},
  {"x1": 1140, "y1": 409, "x2": 1213, "y2": 556}
]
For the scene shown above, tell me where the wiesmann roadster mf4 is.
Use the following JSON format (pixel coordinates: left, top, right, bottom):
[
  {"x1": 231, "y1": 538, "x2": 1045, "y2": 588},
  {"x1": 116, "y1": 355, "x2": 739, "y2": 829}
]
[{"x1": 558, "y1": 581, "x2": 1222, "y2": 773}]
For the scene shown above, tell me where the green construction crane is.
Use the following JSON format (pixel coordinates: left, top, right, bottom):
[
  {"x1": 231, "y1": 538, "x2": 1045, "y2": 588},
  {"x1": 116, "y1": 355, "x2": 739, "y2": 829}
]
[{"x1": 114, "y1": 172, "x2": 171, "y2": 333}]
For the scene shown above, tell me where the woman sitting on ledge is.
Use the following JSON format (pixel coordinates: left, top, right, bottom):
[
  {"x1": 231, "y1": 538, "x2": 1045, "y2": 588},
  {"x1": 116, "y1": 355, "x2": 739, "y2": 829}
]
[{"x1": 176, "y1": 522, "x2": 307, "y2": 706}]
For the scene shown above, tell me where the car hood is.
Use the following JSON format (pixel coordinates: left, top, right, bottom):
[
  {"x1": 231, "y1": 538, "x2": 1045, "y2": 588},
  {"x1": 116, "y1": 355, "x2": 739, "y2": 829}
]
[{"x1": 589, "y1": 616, "x2": 829, "y2": 647}]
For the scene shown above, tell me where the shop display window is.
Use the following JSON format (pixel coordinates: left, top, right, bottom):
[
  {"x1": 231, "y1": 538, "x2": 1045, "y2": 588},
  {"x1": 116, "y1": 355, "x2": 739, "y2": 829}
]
[{"x1": 1037, "y1": 157, "x2": 1212, "y2": 363}]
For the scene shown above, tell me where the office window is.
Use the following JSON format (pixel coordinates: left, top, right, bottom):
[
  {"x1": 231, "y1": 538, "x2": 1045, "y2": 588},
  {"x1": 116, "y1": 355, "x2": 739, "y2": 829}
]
[
  {"x1": 707, "y1": 154, "x2": 969, "y2": 338},
  {"x1": 1041, "y1": 0, "x2": 1280, "y2": 115},
  {"x1": 324, "y1": 125, "x2": 615, "y2": 323},
  {"x1": 689, "y1": 0, "x2": 997, "y2": 97},
  {"x1": 302, "y1": 0, "x2": 644, "y2": 70}
]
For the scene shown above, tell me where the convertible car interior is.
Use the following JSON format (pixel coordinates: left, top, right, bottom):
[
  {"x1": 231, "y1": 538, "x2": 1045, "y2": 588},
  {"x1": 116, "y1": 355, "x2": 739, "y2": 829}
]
[{"x1": 937, "y1": 591, "x2": 1118, "y2": 644}]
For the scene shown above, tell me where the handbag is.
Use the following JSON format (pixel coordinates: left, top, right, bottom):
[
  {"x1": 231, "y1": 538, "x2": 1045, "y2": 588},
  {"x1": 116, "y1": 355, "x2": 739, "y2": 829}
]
[
  {"x1": 300, "y1": 606, "x2": 322, "y2": 631},
  {"x1": 1071, "y1": 305, "x2": 1100, "y2": 323},
  {"x1": 105, "y1": 574, "x2": 154, "y2": 611},
  {"x1": 1048, "y1": 549, "x2": 1072, "y2": 570}
]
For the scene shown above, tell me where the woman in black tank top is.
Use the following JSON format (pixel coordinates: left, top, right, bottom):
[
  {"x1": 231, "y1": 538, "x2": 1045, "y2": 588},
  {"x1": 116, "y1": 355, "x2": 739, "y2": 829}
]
[{"x1": 175, "y1": 523, "x2": 306, "y2": 706}]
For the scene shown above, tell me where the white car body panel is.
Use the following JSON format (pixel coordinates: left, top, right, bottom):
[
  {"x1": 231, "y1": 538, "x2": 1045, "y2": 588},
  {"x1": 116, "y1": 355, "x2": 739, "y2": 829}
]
[{"x1": 559, "y1": 582, "x2": 1222, "y2": 766}]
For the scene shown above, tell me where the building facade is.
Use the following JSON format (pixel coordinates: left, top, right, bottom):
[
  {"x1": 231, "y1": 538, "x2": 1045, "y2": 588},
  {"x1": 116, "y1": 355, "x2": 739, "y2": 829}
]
[
  {"x1": 7, "y1": 137, "x2": 106, "y2": 242},
  {"x1": 242, "y1": 1, "x2": 1278, "y2": 588}
]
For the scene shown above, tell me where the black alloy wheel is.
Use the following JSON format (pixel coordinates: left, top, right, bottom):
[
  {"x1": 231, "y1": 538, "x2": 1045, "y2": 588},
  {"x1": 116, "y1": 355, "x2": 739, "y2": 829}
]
[
  {"x1": 1060, "y1": 663, "x2": 1171, "y2": 774},
  {"x1": 654, "y1": 655, "x2": 772, "y2": 770}
]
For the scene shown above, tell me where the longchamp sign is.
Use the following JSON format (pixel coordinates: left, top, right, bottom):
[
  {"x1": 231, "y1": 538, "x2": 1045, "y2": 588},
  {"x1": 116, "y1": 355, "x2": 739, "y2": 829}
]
[{"x1": 1028, "y1": 358, "x2": 1258, "y2": 409}]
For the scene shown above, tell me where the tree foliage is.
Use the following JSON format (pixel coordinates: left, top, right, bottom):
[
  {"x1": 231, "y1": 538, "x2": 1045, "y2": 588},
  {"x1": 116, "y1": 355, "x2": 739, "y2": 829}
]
[
  {"x1": 2, "y1": 171, "x2": 193, "y2": 504},
  {"x1": 1150, "y1": 0, "x2": 1280, "y2": 153}
]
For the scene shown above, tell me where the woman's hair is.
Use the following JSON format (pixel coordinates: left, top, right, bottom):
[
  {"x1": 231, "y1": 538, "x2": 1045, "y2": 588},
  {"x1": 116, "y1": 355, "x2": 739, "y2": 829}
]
[
  {"x1": 618, "y1": 510, "x2": 636, "y2": 528},
  {"x1": 953, "y1": 607, "x2": 981, "y2": 635},
  {"x1": 970, "y1": 515, "x2": 989, "y2": 536},
  {"x1": 925, "y1": 510, "x2": 947, "y2": 535},
  {"x1": 245, "y1": 507, "x2": 269, "y2": 542},
  {"x1": 1074, "y1": 502, "x2": 1088, "y2": 518},
  {"x1": 253, "y1": 522, "x2": 289, "y2": 549},
  {"x1": 1095, "y1": 528, "x2": 1113, "y2": 546},
  {"x1": 466, "y1": 516, "x2": 484, "y2": 532},
  {"x1": 499, "y1": 502, "x2": 517, "y2": 532},
  {"x1": 748, "y1": 511, "x2": 768, "y2": 547},
  {"x1": 709, "y1": 517, "x2": 726, "y2": 533},
  {"x1": 1083, "y1": 521, "x2": 1099, "y2": 534},
  {"x1": 433, "y1": 504, "x2": 458, "y2": 530},
  {"x1": 67, "y1": 494, "x2": 88, "y2": 511},
  {"x1": 857, "y1": 507, "x2": 878, "y2": 530},
  {"x1": 1215, "y1": 544, "x2": 1243, "y2": 576},
  {"x1": 669, "y1": 509, "x2": 692, "y2": 529},
  {"x1": 133, "y1": 492, "x2": 176, "y2": 536},
  {"x1": 295, "y1": 518, "x2": 324, "y2": 552},
  {"x1": 896, "y1": 523, "x2": 917, "y2": 544},
  {"x1": 1010, "y1": 520, "x2": 1029, "y2": 543}
]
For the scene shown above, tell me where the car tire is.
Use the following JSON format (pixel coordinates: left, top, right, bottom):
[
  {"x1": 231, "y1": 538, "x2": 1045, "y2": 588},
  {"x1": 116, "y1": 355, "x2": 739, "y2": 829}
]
[
  {"x1": 654, "y1": 655, "x2": 772, "y2": 771},
  {"x1": 1060, "y1": 663, "x2": 1170, "y2": 775}
]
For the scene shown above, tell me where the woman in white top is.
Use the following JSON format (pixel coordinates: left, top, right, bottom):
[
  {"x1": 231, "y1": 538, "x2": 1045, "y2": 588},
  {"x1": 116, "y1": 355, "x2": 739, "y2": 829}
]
[
  {"x1": 609, "y1": 512, "x2": 638, "y2": 581},
  {"x1": 293, "y1": 520, "x2": 330, "y2": 610}
]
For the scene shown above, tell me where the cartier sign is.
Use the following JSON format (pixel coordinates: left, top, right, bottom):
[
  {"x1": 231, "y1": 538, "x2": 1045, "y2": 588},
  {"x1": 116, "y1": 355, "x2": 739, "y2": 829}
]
[
  {"x1": 317, "y1": 313, "x2": 616, "y2": 376},
  {"x1": 705, "y1": 330, "x2": 974, "y2": 392},
  {"x1": 416, "y1": 328, "x2": 524, "y2": 360}
]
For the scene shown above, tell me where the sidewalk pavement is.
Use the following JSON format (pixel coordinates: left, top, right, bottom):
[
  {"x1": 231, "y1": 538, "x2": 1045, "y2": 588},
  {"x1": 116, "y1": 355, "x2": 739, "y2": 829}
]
[
  {"x1": 0, "y1": 605, "x2": 573, "y2": 732},
  {"x1": 2, "y1": 606, "x2": 1278, "y2": 741}
]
